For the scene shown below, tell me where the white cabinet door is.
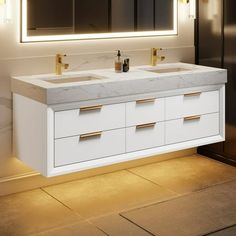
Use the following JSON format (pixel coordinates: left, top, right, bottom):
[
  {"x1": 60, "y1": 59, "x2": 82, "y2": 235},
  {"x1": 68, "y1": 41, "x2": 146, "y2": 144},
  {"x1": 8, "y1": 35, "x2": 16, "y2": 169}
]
[
  {"x1": 126, "y1": 122, "x2": 165, "y2": 152},
  {"x1": 126, "y1": 98, "x2": 165, "y2": 126},
  {"x1": 55, "y1": 103, "x2": 125, "y2": 138},
  {"x1": 55, "y1": 129, "x2": 125, "y2": 167},
  {"x1": 166, "y1": 90, "x2": 219, "y2": 120},
  {"x1": 166, "y1": 113, "x2": 219, "y2": 144}
]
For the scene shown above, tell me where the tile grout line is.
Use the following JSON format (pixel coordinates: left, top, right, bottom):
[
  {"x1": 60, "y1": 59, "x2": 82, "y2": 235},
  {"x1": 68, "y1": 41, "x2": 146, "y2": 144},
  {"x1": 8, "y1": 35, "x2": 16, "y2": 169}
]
[
  {"x1": 85, "y1": 219, "x2": 110, "y2": 236},
  {"x1": 120, "y1": 178, "x2": 236, "y2": 215},
  {"x1": 126, "y1": 169, "x2": 179, "y2": 196},
  {"x1": 40, "y1": 188, "x2": 110, "y2": 236},
  {"x1": 127, "y1": 166, "x2": 236, "y2": 198},
  {"x1": 119, "y1": 213, "x2": 156, "y2": 236},
  {"x1": 40, "y1": 188, "x2": 82, "y2": 218},
  {"x1": 202, "y1": 223, "x2": 236, "y2": 236},
  {"x1": 30, "y1": 220, "x2": 109, "y2": 236}
]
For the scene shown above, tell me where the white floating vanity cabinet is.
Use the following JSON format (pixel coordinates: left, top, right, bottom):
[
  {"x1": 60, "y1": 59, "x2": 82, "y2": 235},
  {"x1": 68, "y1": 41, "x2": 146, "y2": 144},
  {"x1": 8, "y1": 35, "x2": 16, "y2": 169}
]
[
  {"x1": 13, "y1": 86, "x2": 225, "y2": 177},
  {"x1": 12, "y1": 64, "x2": 227, "y2": 177}
]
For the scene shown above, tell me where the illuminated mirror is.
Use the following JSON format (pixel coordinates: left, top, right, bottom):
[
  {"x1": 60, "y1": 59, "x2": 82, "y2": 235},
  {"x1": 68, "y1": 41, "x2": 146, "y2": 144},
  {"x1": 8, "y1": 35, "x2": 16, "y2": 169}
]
[{"x1": 21, "y1": 0, "x2": 178, "y2": 42}]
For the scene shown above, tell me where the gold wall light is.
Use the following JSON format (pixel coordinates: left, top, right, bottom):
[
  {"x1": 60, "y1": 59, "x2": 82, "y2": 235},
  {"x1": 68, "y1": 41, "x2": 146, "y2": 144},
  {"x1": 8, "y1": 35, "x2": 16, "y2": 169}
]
[
  {"x1": 0, "y1": 0, "x2": 11, "y2": 24},
  {"x1": 181, "y1": 0, "x2": 196, "y2": 19}
]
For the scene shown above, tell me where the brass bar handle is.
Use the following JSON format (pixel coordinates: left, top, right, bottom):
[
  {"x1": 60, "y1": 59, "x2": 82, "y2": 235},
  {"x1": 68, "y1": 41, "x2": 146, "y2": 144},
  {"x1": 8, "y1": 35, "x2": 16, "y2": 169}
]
[
  {"x1": 136, "y1": 122, "x2": 156, "y2": 129},
  {"x1": 80, "y1": 131, "x2": 102, "y2": 140},
  {"x1": 184, "y1": 92, "x2": 202, "y2": 97},
  {"x1": 136, "y1": 98, "x2": 156, "y2": 104},
  {"x1": 184, "y1": 115, "x2": 201, "y2": 121},
  {"x1": 80, "y1": 105, "x2": 103, "y2": 112}
]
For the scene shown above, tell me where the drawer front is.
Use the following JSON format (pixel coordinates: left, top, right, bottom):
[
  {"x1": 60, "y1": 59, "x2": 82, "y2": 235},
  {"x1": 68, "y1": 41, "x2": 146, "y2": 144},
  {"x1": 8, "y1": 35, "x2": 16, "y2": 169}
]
[
  {"x1": 126, "y1": 122, "x2": 165, "y2": 152},
  {"x1": 55, "y1": 129, "x2": 125, "y2": 167},
  {"x1": 166, "y1": 90, "x2": 219, "y2": 120},
  {"x1": 55, "y1": 103, "x2": 125, "y2": 139},
  {"x1": 166, "y1": 113, "x2": 219, "y2": 144},
  {"x1": 126, "y1": 98, "x2": 165, "y2": 127}
]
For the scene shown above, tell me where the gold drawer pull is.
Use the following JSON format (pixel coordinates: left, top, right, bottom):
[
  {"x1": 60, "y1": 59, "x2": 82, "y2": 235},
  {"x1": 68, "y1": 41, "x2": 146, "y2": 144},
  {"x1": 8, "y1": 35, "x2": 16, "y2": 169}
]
[
  {"x1": 80, "y1": 131, "x2": 102, "y2": 140},
  {"x1": 136, "y1": 122, "x2": 156, "y2": 129},
  {"x1": 136, "y1": 98, "x2": 156, "y2": 104},
  {"x1": 80, "y1": 105, "x2": 103, "y2": 112},
  {"x1": 184, "y1": 92, "x2": 202, "y2": 97},
  {"x1": 184, "y1": 115, "x2": 201, "y2": 121}
]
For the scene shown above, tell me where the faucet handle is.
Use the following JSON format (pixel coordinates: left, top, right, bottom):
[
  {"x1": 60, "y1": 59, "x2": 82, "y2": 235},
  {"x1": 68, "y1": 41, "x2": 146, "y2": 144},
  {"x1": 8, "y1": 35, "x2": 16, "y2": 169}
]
[
  {"x1": 160, "y1": 56, "x2": 165, "y2": 61},
  {"x1": 56, "y1": 53, "x2": 67, "y2": 57},
  {"x1": 64, "y1": 63, "x2": 69, "y2": 69}
]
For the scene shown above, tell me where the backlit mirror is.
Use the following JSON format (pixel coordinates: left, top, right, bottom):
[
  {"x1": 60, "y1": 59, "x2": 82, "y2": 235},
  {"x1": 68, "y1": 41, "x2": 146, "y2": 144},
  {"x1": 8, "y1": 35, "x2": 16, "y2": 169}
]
[{"x1": 21, "y1": 0, "x2": 178, "y2": 42}]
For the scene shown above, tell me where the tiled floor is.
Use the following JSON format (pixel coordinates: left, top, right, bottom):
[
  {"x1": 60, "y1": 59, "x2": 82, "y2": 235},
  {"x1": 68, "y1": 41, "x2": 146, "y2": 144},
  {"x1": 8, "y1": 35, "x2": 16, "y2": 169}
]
[{"x1": 0, "y1": 154, "x2": 236, "y2": 236}]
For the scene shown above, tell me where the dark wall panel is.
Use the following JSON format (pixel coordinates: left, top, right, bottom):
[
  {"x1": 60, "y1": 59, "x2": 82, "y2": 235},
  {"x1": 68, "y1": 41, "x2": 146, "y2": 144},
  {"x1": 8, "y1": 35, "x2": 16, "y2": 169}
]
[
  {"x1": 155, "y1": 0, "x2": 173, "y2": 30},
  {"x1": 27, "y1": 0, "x2": 73, "y2": 29},
  {"x1": 75, "y1": 0, "x2": 109, "y2": 33}
]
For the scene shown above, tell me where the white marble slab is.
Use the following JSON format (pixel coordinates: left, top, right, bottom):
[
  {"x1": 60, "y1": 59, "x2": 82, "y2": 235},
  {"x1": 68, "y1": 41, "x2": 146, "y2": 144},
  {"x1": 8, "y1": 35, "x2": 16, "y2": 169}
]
[{"x1": 11, "y1": 63, "x2": 227, "y2": 105}]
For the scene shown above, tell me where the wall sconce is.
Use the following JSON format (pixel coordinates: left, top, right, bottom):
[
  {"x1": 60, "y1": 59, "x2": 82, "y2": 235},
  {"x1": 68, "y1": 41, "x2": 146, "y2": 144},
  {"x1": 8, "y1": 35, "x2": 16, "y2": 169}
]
[
  {"x1": 0, "y1": 0, "x2": 11, "y2": 24},
  {"x1": 181, "y1": 0, "x2": 196, "y2": 19}
]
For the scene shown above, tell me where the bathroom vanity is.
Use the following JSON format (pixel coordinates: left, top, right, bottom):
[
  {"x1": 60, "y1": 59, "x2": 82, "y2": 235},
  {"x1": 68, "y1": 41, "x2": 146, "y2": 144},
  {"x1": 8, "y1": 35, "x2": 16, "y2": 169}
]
[{"x1": 12, "y1": 63, "x2": 227, "y2": 177}]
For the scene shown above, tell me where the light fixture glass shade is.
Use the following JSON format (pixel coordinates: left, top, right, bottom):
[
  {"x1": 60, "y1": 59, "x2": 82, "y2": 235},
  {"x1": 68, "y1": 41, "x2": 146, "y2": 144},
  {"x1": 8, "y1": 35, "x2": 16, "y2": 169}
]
[
  {"x1": 0, "y1": 0, "x2": 11, "y2": 24},
  {"x1": 189, "y1": 0, "x2": 196, "y2": 19}
]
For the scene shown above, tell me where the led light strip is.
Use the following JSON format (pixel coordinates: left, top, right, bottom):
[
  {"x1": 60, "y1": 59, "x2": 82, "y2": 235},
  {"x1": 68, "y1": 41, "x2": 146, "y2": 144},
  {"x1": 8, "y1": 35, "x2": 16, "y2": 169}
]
[{"x1": 21, "y1": 0, "x2": 178, "y2": 43}]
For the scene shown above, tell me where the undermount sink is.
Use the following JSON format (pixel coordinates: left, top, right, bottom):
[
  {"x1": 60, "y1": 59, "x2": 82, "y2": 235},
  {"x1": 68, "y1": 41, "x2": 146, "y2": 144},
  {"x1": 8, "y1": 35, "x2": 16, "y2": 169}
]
[
  {"x1": 144, "y1": 67, "x2": 191, "y2": 74},
  {"x1": 44, "y1": 75, "x2": 103, "y2": 84}
]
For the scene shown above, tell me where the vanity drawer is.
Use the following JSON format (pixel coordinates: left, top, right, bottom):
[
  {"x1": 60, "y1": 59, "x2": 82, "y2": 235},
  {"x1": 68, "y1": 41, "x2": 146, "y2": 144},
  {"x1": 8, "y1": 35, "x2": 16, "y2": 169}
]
[
  {"x1": 55, "y1": 103, "x2": 125, "y2": 139},
  {"x1": 126, "y1": 122, "x2": 165, "y2": 152},
  {"x1": 166, "y1": 113, "x2": 219, "y2": 144},
  {"x1": 166, "y1": 90, "x2": 219, "y2": 120},
  {"x1": 55, "y1": 129, "x2": 125, "y2": 167},
  {"x1": 126, "y1": 98, "x2": 165, "y2": 127}
]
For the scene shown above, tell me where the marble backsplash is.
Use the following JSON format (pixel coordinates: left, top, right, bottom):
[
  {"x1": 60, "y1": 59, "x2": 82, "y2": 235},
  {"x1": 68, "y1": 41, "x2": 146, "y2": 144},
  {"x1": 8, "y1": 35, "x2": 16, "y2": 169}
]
[{"x1": 0, "y1": 46, "x2": 194, "y2": 178}]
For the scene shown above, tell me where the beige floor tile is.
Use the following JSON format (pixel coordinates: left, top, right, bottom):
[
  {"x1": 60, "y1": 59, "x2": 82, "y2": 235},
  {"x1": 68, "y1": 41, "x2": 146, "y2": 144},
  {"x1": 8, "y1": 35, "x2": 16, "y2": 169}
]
[
  {"x1": 129, "y1": 155, "x2": 236, "y2": 194},
  {"x1": 122, "y1": 180, "x2": 236, "y2": 236},
  {"x1": 31, "y1": 221, "x2": 106, "y2": 236},
  {"x1": 207, "y1": 225, "x2": 236, "y2": 236},
  {"x1": 43, "y1": 170, "x2": 176, "y2": 219},
  {"x1": 0, "y1": 189, "x2": 81, "y2": 236},
  {"x1": 91, "y1": 214, "x2": 152, "y2": 236}
]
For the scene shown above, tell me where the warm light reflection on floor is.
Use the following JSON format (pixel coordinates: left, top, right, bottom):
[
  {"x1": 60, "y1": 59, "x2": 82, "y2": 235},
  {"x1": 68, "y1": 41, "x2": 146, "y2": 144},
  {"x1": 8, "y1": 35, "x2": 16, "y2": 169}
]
[{"x1": 0, "y1": 154, "x2": 236, "y2": 236}]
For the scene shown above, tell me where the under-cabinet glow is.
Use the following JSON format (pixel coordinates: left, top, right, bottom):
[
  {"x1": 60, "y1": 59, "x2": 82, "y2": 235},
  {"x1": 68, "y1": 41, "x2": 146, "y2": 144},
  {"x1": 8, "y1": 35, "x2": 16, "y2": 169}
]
[{"x1": 21, "y1": 0, "x2": 178, "y2": 43}]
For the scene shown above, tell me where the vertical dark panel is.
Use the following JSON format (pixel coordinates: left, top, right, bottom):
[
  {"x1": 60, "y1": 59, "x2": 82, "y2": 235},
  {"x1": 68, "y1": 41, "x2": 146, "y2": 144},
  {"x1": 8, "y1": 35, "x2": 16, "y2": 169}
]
[
  {"x1": 198, "y1": 0, "x2": 223, "y2": 68},
  {"x1": 197, "y1": 0, "x2": 224, "y2": 155},
  {"x1": 198, "y1": 0, "x2": 236, "y2": 165},
  {"x1": 155, "y1": 0, "x2": 173, "y2": 30},
  {"x1": 111, "y1": 0, "x2": 135, "y2": 32},
  {"x1": 136, "y1": 0, "x2": 154, "y2": 31},
  {"x1": 75, "y1": 0, "x2": 109, "y2": 33},
  {"x1": 223, "y1": 0, "x2": 236, "y2": 160},
  {"x1": 27, "y1": 0, "x2": 73, "y2": 29}
]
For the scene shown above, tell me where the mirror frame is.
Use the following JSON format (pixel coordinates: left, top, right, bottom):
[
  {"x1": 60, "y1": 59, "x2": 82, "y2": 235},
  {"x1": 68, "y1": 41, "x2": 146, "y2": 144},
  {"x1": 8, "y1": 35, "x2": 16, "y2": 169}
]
[{"x1": 21, "y1": 0, "x2": 178, "y2": 43}]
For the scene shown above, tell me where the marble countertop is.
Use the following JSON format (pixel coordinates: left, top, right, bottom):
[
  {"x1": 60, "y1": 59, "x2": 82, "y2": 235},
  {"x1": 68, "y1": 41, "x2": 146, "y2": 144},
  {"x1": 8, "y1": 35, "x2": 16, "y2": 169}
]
[{"x1": 11, "y1": 63, "x2": 227, "y2": 105}]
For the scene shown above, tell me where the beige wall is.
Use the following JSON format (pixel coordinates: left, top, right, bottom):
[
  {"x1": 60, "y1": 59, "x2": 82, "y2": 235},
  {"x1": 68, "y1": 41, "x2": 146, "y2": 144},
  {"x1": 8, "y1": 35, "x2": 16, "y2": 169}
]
[{"x1": 0, "y1": 1, "x2": 195, "y2": 195}]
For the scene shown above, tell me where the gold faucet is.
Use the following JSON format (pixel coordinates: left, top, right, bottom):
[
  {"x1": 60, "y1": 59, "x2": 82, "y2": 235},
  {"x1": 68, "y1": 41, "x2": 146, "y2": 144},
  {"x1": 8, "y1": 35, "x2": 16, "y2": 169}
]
[
  {"x1": 55, "y1": 54, "x2": 69, "y2": 75},
  {"x1": 150, "y1": 48, "x2": 165, "y2": 66}
]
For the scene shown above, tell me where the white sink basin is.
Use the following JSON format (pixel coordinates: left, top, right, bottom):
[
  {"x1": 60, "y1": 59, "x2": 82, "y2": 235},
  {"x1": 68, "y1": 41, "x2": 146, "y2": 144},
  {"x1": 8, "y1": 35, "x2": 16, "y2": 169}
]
[
  {"x1": 44, "y1": 75, "x2": 104, "y2": 84},
  {"x1": 143, "y1": 67, "x2": 191, "y2": 74}
]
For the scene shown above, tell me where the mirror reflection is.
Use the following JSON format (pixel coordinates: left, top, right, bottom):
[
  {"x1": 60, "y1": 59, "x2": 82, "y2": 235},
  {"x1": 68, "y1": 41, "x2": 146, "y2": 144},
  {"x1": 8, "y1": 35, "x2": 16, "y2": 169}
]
[{"x1": 23, "y1": 0, "x2": 177, "y2": 41}]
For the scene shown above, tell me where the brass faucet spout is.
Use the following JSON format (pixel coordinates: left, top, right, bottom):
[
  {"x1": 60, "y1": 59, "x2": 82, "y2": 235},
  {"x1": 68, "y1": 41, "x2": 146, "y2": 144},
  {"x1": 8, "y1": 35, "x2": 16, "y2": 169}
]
[
  {"x1": 55, "y1": 54, "x2": 69, "y2": 75},
  {"x1": 150, "y1": 48, "x2": 165, "y2": 66}
]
